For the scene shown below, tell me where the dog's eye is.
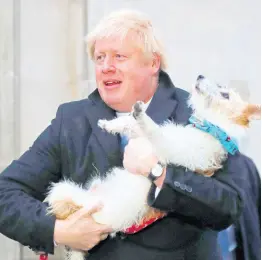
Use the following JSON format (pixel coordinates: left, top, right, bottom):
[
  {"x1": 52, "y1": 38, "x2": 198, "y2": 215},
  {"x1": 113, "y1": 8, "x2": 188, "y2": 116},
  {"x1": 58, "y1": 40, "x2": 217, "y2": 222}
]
[{"x1": 220, "y1": 92, "x2": 229, "y2": 99}]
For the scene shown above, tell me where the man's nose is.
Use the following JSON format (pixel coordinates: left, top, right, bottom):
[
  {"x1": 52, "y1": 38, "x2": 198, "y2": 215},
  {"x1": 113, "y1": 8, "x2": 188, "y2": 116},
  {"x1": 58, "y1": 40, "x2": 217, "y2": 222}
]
[{"x1": 102, "y1": 58, "x2": 116, "y2": 73}]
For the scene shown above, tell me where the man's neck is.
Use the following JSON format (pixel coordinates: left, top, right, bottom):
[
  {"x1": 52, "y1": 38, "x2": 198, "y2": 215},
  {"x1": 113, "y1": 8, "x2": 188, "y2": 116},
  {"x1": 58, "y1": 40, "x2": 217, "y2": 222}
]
[{"x1": 116, "y1": 97, "x2": 152, "y2": 116}]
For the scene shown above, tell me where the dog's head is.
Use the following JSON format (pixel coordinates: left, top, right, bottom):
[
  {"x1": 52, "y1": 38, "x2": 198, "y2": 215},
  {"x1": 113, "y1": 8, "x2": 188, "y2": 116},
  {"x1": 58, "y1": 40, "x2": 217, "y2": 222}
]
[{"x1": 189, "y1": 75, "x2": 261, "y2": 129}]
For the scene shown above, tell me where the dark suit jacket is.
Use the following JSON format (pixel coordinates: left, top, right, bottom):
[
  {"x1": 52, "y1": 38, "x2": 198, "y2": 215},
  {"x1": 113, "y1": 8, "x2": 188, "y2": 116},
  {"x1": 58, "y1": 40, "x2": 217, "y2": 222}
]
[
  {"x1": 0, "y1": 71, "x2": 254, "y2": 259},
  {"x1": 235, "y1": 157, "x2": 261, "y2": 260}
]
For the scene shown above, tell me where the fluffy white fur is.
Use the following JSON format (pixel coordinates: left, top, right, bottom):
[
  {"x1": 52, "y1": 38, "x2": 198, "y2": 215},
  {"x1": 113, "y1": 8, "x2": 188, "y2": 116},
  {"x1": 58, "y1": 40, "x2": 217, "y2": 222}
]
[
  {"x1": 46, "y1": 168, "x2": 151, "y2": 231},
  {"x1": 63, "y1": 249, "x2": 85, "y2": 260},
  {"x1": 45, "y1": 168, "x2": 152, "y2": 260},
  {"x1": 100, "y1": 115, "x2": 226, "y2": 171},
  {"x1": 44, "y1": 75, "x2": 260, "y2": 260}
]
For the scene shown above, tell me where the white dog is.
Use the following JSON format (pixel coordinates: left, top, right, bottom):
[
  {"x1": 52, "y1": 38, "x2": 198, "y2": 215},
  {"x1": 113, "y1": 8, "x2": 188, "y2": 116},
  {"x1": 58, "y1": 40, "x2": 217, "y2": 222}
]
[{"x1": 44, "y1": 75, "x2": 260, "y2": 260}]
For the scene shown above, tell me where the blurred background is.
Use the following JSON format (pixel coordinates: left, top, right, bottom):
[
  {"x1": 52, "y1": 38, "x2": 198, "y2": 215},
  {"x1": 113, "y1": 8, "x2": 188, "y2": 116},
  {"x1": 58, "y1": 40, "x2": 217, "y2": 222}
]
[{"x1": 0, "y1": 0, "x2": 260, "y2": 259}]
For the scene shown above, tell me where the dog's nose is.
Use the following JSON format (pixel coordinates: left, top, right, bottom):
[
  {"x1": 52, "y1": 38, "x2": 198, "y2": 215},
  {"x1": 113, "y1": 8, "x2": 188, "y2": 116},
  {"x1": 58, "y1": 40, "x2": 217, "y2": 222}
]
[{"x1": 197, "y1": 75, "x2": 205, "y2": 81}]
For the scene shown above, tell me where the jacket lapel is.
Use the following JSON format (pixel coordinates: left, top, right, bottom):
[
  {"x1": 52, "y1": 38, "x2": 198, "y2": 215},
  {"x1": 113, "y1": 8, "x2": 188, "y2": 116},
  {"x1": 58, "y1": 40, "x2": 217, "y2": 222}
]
[
  {"x1": 146, "y1": 70, "x2": 178, "y2": 124},
  {"x1": 87, "y1": 91, "x2": 122, "y2": 167}
]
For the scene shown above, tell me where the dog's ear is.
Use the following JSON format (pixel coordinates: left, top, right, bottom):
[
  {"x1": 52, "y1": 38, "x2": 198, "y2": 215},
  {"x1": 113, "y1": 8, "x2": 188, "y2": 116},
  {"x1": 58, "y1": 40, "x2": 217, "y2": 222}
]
[
  {"x1": 246, "y1": 104, "x2": 261, "y2": 120},
  {"x1": 234, "y1": 104, "x2": 261, "y2": 126}
]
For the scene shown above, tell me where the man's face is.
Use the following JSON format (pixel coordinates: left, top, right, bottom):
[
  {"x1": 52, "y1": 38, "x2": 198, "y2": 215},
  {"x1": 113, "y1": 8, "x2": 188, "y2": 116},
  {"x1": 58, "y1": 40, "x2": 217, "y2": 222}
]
[{"x1": 94, "y1": 34, "x2": 159, "y2": 112}]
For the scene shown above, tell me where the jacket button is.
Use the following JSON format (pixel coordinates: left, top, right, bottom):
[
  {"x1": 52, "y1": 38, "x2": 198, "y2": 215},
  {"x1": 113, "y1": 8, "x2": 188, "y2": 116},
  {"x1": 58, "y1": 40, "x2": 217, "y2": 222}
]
[
  {"x1": 186, "y1": 186, "x2": 192, "y2": 192},
  {"x1": 174, "y1": 181, "x2": 180, "y2": 187}
]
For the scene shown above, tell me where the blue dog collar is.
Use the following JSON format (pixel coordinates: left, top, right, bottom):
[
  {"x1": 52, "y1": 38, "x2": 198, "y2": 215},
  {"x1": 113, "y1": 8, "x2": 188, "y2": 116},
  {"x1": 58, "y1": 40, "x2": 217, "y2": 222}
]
[{"x1": 188, "y1": 115, "x2": 239, "y2": 155}]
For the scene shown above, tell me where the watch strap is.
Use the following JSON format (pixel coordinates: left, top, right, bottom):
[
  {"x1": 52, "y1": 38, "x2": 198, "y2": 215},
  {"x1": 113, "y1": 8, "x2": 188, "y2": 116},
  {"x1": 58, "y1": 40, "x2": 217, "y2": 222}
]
[{"x1": 148, "y1": 171, "x2": 158, "y2": 182}]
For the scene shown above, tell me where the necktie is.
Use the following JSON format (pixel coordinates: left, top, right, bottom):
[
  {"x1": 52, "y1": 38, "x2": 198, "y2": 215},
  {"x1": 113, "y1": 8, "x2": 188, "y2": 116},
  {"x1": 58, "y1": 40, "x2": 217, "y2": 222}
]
[
  {"x1": 120, "y1": 135, "x2": 129, "y2": 152},
  {"x1": 218, "y1": 225, "x2": 237, "y2": 259}
]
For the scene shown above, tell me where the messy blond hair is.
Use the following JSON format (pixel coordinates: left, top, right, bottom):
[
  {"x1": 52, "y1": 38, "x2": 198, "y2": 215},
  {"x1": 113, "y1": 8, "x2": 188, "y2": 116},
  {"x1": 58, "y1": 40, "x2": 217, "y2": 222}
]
[{"x1": 86, "y1": 9, "x2": 167, "y2": 70}]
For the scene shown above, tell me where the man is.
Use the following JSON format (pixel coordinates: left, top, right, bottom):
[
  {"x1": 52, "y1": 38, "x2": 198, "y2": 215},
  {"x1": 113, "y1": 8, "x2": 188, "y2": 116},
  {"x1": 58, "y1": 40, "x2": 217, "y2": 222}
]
[{"x1": 0, "y1": 9, "x2": 254, "y2": 260}]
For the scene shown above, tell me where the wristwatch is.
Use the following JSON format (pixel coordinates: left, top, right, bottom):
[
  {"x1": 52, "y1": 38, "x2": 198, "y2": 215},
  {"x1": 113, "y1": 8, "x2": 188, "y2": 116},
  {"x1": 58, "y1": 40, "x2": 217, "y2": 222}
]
[{"x1": 148, "y1": 162, "x2": 165, "y2": 182}]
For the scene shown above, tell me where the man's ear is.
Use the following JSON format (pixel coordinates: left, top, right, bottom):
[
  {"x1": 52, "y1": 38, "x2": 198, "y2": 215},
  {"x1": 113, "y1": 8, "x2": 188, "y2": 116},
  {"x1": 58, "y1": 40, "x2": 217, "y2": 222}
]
[{"x1": 151, "y1": 53, "x2": 161, "y2": 73}]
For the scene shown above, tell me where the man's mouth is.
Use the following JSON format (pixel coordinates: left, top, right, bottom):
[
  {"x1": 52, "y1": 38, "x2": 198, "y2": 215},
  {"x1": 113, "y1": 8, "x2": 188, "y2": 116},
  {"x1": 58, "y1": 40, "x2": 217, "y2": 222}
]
[{"x1": 104, "y1": 80, "x2": 122, "y2": 89}]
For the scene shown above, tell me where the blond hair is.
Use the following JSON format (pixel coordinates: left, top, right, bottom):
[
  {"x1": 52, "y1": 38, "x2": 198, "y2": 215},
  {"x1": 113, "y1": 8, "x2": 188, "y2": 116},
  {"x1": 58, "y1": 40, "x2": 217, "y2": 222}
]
[{"x1": 85, "y1": 9, "x2": 167, "y2": 70}]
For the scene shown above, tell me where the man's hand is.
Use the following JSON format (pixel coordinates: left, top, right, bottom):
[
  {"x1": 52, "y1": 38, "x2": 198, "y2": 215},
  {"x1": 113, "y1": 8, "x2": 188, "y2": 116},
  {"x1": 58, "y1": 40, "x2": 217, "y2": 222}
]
[
  {"x1": 54, "y1": 204, "x2": 113, "y2": 251},
  {"x1": 123, "y1": 137, "x2": 166, "y2": 188}
]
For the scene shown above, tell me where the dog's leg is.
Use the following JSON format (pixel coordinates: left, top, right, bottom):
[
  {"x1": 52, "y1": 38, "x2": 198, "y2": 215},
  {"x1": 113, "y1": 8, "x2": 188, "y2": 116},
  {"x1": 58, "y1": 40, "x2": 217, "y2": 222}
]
[
  {"x1": 64, "y1": 246, "x2": 86, "y2": 260},
  {"x1": 131, "y1": 101, "x2": 161, "y2": 137},
  {"x1": 44, "y1": 180, "x2": 86, "y2": 219},
  {"x1": 195, "y1": 168, "x2": 216, "y2": 177},
  {"x1": 46, "y1": 198, "x2": 82, "y2": 220},
  {"x1": 131, "y1": 101, "x2": 167, "y2": 162},
  {"x1": 98, "y1": 116, "x2": 140, "y2": 138}
]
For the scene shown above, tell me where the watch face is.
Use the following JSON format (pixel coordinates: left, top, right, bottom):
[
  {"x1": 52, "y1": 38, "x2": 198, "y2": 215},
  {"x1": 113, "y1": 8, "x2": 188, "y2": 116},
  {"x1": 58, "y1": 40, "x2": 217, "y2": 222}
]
[{"x1": 152, "y1": 163, "x2": 163, "y2": 177}]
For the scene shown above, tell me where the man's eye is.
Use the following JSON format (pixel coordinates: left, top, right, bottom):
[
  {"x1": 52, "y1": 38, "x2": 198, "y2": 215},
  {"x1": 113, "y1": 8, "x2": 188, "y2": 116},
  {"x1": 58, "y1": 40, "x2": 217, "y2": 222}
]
[
  {"x1": 115, "y1": 54, "x2": 125, "y2": 59},
  {"x1": 95, "y1": 55, "x2": 104, "y2": 61}
]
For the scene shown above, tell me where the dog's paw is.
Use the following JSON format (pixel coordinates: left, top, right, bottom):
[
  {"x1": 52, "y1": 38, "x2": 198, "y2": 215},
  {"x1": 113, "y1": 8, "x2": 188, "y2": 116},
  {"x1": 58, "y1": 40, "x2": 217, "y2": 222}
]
[
  {"x1": 98, "y1": 117, "x2": 136, "y2": 136},
  {"x1": 98, "y1": 119, "x2": 122, "y2": 135},
  {"x1": 98, "y1": 119, "x2": 118, "y2": 134},
  {"x1": 132, "y1": 101, "x2": 145, "y2": 119},
  {"x1": 98, "y1": 119, "x2": 108, "y2": 130}
]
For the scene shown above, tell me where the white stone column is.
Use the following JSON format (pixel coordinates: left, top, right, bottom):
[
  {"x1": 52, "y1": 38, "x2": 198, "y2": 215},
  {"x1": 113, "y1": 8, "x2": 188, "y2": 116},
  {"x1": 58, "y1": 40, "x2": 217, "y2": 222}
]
[
  {"x1": 19, "y1": 0, "x2": 86, "y2": 259},
  {"x1": 0, "y1": 0, "x2": 18, "y2": 171},
  {"x1": 1, "y1": 0, "x2": 87, "y2": 259},
  {"x1": 0, "y1": 1, "x2": 22, "y2": 259}
]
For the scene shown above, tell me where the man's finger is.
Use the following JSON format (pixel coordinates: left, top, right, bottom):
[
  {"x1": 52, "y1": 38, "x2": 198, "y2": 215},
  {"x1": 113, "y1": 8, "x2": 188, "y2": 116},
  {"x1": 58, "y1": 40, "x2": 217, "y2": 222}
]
[
  {"x1": 100, "y1": 233, "x2": 109, "y2": 241},
  {"x1": 98, "y1": 224, "x2": 114, "y2": 234},
  {"x1": 86, "y1": 203, "x2": 103, "y2": 216}
]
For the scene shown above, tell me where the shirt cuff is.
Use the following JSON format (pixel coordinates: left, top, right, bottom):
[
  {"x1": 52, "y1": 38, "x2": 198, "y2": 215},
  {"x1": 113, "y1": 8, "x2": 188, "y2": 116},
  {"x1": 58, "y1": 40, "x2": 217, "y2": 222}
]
[{"x1": 155, "y1": 187, "x2": 161, "y2": 198}]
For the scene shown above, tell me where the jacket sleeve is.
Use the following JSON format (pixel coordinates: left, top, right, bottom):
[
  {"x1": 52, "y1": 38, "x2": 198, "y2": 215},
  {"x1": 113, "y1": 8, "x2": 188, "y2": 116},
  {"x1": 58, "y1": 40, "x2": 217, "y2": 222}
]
[
  {"x1": 0, "y1": 105, "x2": 64, "y2": 254},
  {"x1": 148, "y1": 152, "x2": 248, "y2": 231}
]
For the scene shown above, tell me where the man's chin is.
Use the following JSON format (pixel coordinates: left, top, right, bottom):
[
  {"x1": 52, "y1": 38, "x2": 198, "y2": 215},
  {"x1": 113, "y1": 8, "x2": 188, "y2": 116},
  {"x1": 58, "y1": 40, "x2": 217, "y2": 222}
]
[{"x1": 104, "y1": 98, "x2": 132, "y2": 112}]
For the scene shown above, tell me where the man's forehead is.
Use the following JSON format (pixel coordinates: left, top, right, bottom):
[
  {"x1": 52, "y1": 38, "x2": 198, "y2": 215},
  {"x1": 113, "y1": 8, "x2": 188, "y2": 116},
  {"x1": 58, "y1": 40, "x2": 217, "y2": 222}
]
[{"x1": 94, "y1": 34, "x2": 141, "y2": 53}]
